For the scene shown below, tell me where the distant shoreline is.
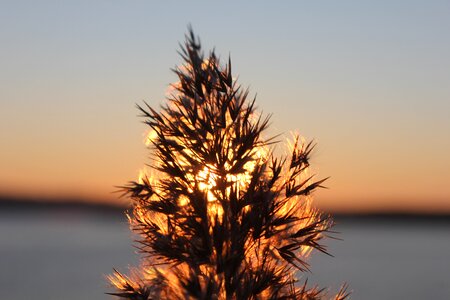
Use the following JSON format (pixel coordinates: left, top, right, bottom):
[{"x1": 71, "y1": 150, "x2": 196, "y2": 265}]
[
  {"x1": 1, "y1": 196, "x2": 450, "y2": 222},
  {"x1": 0, "y1": 196, "x2": 127, "y2": 215}
]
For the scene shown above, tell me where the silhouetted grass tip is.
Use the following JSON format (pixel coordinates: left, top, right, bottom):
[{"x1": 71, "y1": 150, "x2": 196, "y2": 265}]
[{"x1": 108, "y1": 27, "x2": 349, "y2": 300}]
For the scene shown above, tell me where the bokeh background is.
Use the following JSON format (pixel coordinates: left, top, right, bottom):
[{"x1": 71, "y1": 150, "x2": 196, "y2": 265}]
[{"x1": 1, "y1": 1, "x2": 449, "y2": 299}]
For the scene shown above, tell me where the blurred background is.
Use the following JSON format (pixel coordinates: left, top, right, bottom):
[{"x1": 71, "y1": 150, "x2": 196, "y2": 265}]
[{"x1": 1, "y1": 1, "x2": 449, "y2": 299}]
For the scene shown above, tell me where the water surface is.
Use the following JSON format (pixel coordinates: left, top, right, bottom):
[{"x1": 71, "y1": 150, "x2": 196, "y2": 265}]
[{"x1": 1, "y1": 210, "x2": 449, "y2": 299}]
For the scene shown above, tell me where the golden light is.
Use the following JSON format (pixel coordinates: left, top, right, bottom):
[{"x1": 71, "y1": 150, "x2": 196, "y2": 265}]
[{"x1": 138, "y1": 124, "x2": 318, "y2": 259}]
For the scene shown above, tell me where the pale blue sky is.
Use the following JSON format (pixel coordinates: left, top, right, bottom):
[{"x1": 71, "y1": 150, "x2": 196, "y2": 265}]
[{"x1": 1, "y1": 1, "x2": 449, "y2": 212}]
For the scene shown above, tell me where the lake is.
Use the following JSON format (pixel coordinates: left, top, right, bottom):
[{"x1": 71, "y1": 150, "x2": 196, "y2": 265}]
[{"x1": 1, "y1": 209, "x2": 449, "y2": 299}]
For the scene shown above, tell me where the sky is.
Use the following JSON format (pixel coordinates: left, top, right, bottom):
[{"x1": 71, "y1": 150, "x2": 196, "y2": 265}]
[{"x1": 1, "y1": 1, "x2": 449, "y2": 213}]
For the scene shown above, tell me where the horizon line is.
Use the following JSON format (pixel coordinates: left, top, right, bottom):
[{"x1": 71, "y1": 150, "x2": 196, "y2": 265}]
[{"x1": 1, "y1": 195, "x2": 450, "y2": 218}]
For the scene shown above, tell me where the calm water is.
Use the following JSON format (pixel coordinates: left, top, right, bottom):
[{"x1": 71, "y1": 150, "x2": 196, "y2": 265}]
[{"x1": 1, "y1": 210, "x2": 449, "y2": 299}]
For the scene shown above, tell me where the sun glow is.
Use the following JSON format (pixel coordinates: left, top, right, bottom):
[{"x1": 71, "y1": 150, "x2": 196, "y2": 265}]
[{"x1": 138, "y1": 126, "x2": 318, "y2": 246}]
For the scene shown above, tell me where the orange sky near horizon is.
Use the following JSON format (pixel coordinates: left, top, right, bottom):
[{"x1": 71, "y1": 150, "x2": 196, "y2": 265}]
[{"x1": 1, "y1": 1, "x2": 449, "y2": 213}]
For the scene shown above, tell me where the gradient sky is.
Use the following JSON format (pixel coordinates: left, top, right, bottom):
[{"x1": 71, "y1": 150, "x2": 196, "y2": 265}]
[{"x1": 1, "y1": 1, "x2": 449, "y2": 212}]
